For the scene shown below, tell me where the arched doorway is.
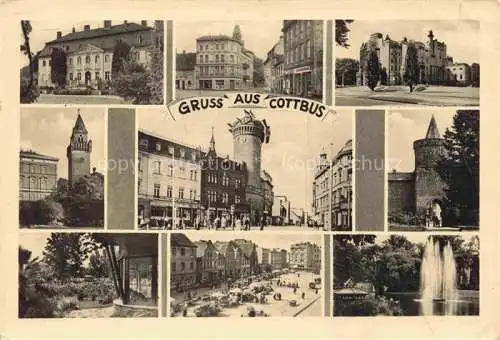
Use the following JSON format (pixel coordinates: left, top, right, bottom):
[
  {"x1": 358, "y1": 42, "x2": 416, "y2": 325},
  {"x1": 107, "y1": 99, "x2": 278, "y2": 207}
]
[{"x1": 85, "y1": 71, "x2": 91, "y2": 86}]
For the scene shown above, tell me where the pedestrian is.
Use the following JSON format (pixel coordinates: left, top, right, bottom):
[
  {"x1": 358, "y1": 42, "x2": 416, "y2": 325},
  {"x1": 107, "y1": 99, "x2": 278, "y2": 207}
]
[
  {"x1": 293, "y1": 287, "x2": 297, "y2": 294},
  {"x1": 236, "y1": 217, "x2": 242, "y2": 230},
  {"x1": 259, "y1": 216, "x2": 265, "y2": 231},
  {"x1": 182, "y1": 307, "x2": 188, "y2": 317},
  {"x1": 301, "y1": 292, "x2": 305, "y2": 299},
  {"x1": 315, "y1": 288, "x2": 318, "y2": 295}
]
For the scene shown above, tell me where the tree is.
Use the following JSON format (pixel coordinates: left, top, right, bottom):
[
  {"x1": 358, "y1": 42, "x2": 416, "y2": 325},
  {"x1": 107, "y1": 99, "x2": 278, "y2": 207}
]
[
  {"x1": 366, "y1": 51, "x2": 380, "y2": 91},
  {"x1": 232, "y1": 25, "x2": 242, "y2": 42},
  {"x1": 50, "y1": 48, "x2": 67, "y2": 87},
  {"x1": 380, "y1": 67, "x2": 388, "y2": 85},
  {"x1": 20, "y1": 20, "x2": 39, "y2": 103},
  {"x1": 335, "y1": 20, "x2": 354, "y2": 48},
  {"x1": 88, "y1": 252, "x2": 108, "y2": 278},
  {"x1": 146, "y1": 20, "x2": 164, "y2": 104},
  {"x1": 253, "y1": 57, "x2": 266, "y2": 87},
  {"x1": 111, "y1": 40, "x2": 132, "y2": 77},
  {"x1": 403, "y1": 42, "x2": 419, "y2": 92},
  {"x1": 42, "y1": 233, "x2": 89, "y2": 281},
  {"x1": 437, "y1": 110, "x2": 479, "y2": 226},
  {"x1": 112, "y1": 61, "x2": 151, "y2": 104},
  {"x1": 336, "y1": 58, "x2": 359, "y2": 86}
]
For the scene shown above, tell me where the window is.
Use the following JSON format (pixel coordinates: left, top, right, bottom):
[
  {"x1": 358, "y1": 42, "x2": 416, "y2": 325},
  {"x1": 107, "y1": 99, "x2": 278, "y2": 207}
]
[
  {"x1": 134, "y1": 51, "x2": 140, "y2": 60},
  {"x1": 77, "y1": 72, "x2": 82, "y2": 80},
  {"x1": 179, "y1": 167, "x2": 185, "y2": 177},
  {"x1": 208, "y1": 191, "x2": 216, "y2": 203},
  {"x1": 156, "y1": 142, "x2": 161, "y2": 151},
  {"x1": 137, "y1": 35, "x2": 143, "y2": 44},
  {"x1": 69, "y1": 58, "x2": 73, "y2": 65},
  {"x1": 222, "y1": 173, "x2": 229, "y2": 186},
  {"x1": 189, "y1": 189, "x2": 193, "y2": 200},
  {"x1": 180, "y1": 149, "x2": 185, "y2": 158},
  {"x1": 230, "y1": 55, "x2": 234, "y2": 62},
  {"x1": 200, "y1": 45, "x2": 203, "y2": 51},
  {"x1": 222, "y1": 193, "x2": 229, "y2": 204},
  {"x1": 172, "y1": 262, "x2": 176, "y2": 272},
  {"x1": 95, "y1": 72, "x2": 100, "y2": 80},
  {"x1": 235, "y1": 179, "x2": 241, "y2": 188},
  {"x1": 199, "y1": 55, "x2": 203, "y2": 63},
  {"x1": 168, "y1": 146, "x2": 174, "y2": 154},
  {"x1": 190, "y1": 262, "x2": 194, "y2": 270},
  {"x1": 105, "y1": 72, "x2": 110, "y2": 81},
  {"x1": 191, "y1": 152, "x2": 196, "y2": 161},
  {"x1": 204, "y1": 55, "x2": 208, "y2": 63},
  {"x1": 105, "y1": 55, "x2": 110, "y2": 62},
  {"x1": 178, "y1": 187, "x2": 184, "y2": 199},
  {"x1": 153, "y1": 161, "x2": 161, "y2": 174},
  {"x1": 168, "y1": 165, "x2": 173, "y2": 176},
  {"x1": 95, "y1": 55, "x2": 99, "y2": 63},
  {"x1": 85, "y1": 55, "x2": 91, "y2": 64},
  {"x1": 215, "y1": 55, "x2": 219, "y2": 63},
  {"x1": 221, "y1": 54, "x2": 225, "y2": 63},
  {"x1": 69, "y1": 73, "x2": 73, "y2": 80},
  {"x1": 193, "y1": 189, "x2": 197, "y2": 200},
  {"x1": 138, "y1": 178, "x2": 142, "y2": 192},
  {"x1": 235, "y1": 195, "x2": 241, "y2": 204},
  {"x1": 42, "y1": 60, "x2": 46, "y2": 67},
  {"x1": 167, "y1": 185, "x2": 172, "y2": 198},
  {"x1": 153, "y1": 184, "x2": 160, "y2": 197},
  {"x1": 181, "y1": 248, "x2": 185, "y2": 256},
  {"x1": 180, "y1": 262, "x2": 185, "y2": 271}
]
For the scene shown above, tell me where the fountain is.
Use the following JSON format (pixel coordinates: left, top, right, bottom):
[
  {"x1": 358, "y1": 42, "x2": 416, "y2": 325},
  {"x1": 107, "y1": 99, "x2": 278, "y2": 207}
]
[{"x1": 419, "y1": 236, "x2": 458, "y2": 315}]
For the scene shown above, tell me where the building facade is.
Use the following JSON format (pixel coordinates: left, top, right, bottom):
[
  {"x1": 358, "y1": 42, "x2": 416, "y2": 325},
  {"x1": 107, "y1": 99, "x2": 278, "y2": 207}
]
[
  {"x1": 446, "y1": 63, "x2": 471, "y2": 85},
  {"x1": 282, "y1": 20, "x2": 323, "y2": 97},
  {"x1": 19, "y1": 151, "x2": 58, "y2": 201},
  {"x1": 38, "y1": 20, "x2": 157, "y2": 88},
  {"x1": 176, "y1": 51, "x2": 196, "y2": 90},
  {"x1": 261, "y1": 170, "x2": 274, "y2": 220},
  {"x1": 264, "y1": 36, "x2": 285, "y2": 93},
  {"x1": 138, "y1": 130, "x2": 202, "y2": 228},
  {"x1": 388, "y1": 116, "x2": 447, "y2": 222},
  {"x1": 228, "y1": 110, "x2": 271, "y2": 224},
  {"x1": 272, "y1": 195, "x2": 290, "y2": 225},
  {"x1": 194, "y1": 240, "x2": 224, "y2": 285},
  {"x1": 195, "y1": 33, "x2": 254, "y2": 90},
  {"x1": 289, "y1": 242, "x2": 321, "y2": 271},
  {"x1": 67, "y1": 113, "x2": 92, "y2": 189},
  {"x1": 215, "y1": 241, "x2": 244, "y2": 280},
  {"x1": 171, "y1": 233, "x2": 197, "y2": 291},
  {"x1": 233, "y1": 239, "x2": 259, "y2": 275}
]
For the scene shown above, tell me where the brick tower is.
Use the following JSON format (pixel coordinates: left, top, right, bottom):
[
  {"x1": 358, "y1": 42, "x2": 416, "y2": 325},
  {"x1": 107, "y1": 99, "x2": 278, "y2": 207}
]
[
  {"x1": 413, "y1": 115, "x2": 446, "y2": 215},
  {"x1": 228, "y1": 110, "x2": 270, "y2": 224},
  {"x1": 67, "y1": 110, "x2": 92, "y2": 189}
]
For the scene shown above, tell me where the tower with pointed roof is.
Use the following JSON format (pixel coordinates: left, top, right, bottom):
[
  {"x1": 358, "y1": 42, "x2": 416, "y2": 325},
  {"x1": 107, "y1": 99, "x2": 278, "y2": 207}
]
[
  {"x1": 67, "y1": 111, "x2": 92, "y2": 189},
  {"x1": 413, "y1": 115, "x2": 446, "y2": 214}
]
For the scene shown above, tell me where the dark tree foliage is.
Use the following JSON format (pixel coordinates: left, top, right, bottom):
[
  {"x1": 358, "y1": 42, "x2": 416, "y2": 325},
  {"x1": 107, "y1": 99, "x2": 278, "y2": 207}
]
[
  {"x1": 380, "y1": 67, "x2": 388, "y2": 85},
  {"x1": 366, "y1": 51, "x2": 380, "y2": 91},
  {"x1": 112, "y1": 61, "x2": 151, "y2": 104},
  {"x1": 403, "y1": 42, "x2": 419, "y2": 92},
  {"x1": 335, "y1": 20, "x2": 354, "y2": 48},
  {"x1": 437, "y1": 110, "x2": 480, "y2": 226},
  {"x1": 42, "y1": 233, "x2": 89, "y2": 281},
  {"x1": 20, "y1": 20, "x2": 39, "y2": 103},
  {"x1": 336, "y1": 58, "x2": 359, "y2": 86},
  {"x1": 147, "y1": 20, "x2": 164, "y2": 104},
  {"x1": 111, "y1": 40, "x2": 132, "y2": 77},
  {"x1": 50, "y1": 48, "x2": 67, "y2": 87}
]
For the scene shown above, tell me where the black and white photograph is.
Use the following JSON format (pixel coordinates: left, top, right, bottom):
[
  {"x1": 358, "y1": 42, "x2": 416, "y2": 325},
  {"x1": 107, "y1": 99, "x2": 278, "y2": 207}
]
[
  {"x1": 137, "y1": 106, "x2": 351, "y2": 231},
  {"x1": 20, "y1": 20, "x2": 164, "y2": 104},
  {"x1": 387, "y1": 109, "x2": 479, "y2": 231},
  {"x1": 19, "y1": 232, "x2": 158, "y2": 318},
  {"x1": 335, "y1": 20, "x2": 480, "y2": 106},
  {"x1": 333, "y1": 234, "x2": 479, "y2": 317},
  {"x1": 20, "y1": 108, "x2": 105, "y2": 229},
  {"x1": 170, "y1": 233, "x2": 322, "y2": 317},
  {"x1": 175, "y1": 20, "x2": 324, "y2": 100}
]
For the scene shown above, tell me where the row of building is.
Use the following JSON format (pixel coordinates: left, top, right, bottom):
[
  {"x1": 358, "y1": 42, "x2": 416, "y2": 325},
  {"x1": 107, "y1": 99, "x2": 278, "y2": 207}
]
[
  {"x1": 312, "y1": 139, "x2": 353, "y2": 230},
  {"x1": 139, "y1": 110, "x2": 296, "y2": 227},
  {"x1": 19, "y1": 113, "x2": 96, "y2": 201},
  {"x1": 170, "y1": 233, "x2": 322, "y2": 291},
  {"x1": 36, "y1": 20, "x2": 163, "y2": 89},
  {"x1": 358, "y1": 30, "x2": 480, "y2": 86}
]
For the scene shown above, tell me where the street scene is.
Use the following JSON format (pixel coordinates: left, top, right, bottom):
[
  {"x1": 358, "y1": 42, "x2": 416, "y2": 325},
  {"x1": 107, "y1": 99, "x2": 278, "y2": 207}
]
[
  {"x1": 335, "y1": 20, "x2": 479, "y2": 106},
  {"x1": 20, "y1": 108, "x2": 105, "y2": 229},
  {"x1": 334, "y1": 234, "x2": 479, "y2": 316},
  {"x1": 19, "y1": 232, "x2": 158, "y2": 318},
  {"x1": 20, "y1": 20, "x2": 164, "y2": 104},
  {"x1": 170, "y1": 233, "x2": 322, "y2": 317},
  {"x1": 387, "y1": 109, "x2": 479, "y2": 231},
  {"x1": 137, "y1": 107, "x2": 351, "y2": 231},
  {"x1": 175, "y1": 20, "x2": 323, "y2": 100}
]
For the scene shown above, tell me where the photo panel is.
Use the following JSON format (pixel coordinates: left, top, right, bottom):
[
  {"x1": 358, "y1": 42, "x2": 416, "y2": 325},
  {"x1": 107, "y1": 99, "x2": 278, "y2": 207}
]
[
  {"x1": 168, "y1": 232, "x2": 323, "y2": 317},
  {"x1": 18, "y1": 232, "x2": 159, "y2": 318},
  {"x1": 332, "y1": 233, "x2": 479, "y2": 317},
  {"x1": 334, "y1": 20, "x2": 480, "y2": 107},
  {"x1": 136, "y1": 106, "x2": 351, "y2": 232},
  {"x1": 19, "y1": 107, "x2": 105, "y2": 229},
  {"x1": 387, "y1": 109, "x2": 480, "y2": 232},
  {"x1": 20, "y1": 20, "x2": 164, "y2": 105}
]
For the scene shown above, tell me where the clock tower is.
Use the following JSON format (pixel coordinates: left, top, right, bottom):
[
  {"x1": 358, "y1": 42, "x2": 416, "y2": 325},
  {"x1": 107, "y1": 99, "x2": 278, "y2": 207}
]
[
  {"x1": 67, "y1": 110, "x2": 92, "y2": 189},
  {"x1": 228, "y1": 110, "x2": 270, "y2": 224}
]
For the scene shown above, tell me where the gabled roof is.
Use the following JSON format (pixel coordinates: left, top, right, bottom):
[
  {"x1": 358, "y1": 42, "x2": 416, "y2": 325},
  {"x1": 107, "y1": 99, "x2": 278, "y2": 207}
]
[
  {"x1": 72, "y1": 113, "x2": 88, "y2": 134},
  {"x1": 46, "y1": 22, "x2": 152, "y2": 45},
  {"x1": 214, "y1": 241, "x2": 233, "y2": 254},
  {"x1": 19, "y1": 150, "x2": 59, "y2": 162},
  {"x1": 425, "y1": 115, "x2": 441, "y2": 139},
  {"x1": 171, "y1": 233, "x2": 196, "y2": 248},
  {"x1": 232, "y1": 239, "x2": 255, "y2": 257}
]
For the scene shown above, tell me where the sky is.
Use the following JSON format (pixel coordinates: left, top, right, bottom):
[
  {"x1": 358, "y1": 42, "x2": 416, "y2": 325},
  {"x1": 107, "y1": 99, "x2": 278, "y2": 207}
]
[
  {"x1": 175, "y1": 21, "x2": 284, "y2": 61},
  {"x1": 181, "y1": 232, "x2": 321, "y2": 250},
  {"x1": 19, "y1": 232, "x2": 51, "y2": 259},
  {"x1": 335, "y1": 20, "x2": 480, "y2": 64},
  {"x1": 138, "y1": 107, "x2": 352, "y2": 212},
  {"x1": 19, "y1": 20, "x2": 157, "y2": 68},
  {"x1": 20, "y1": 107, "x2": 106, "y2": 179},
  {"x1": 387, "y1": 109, "x2": 457, "y2": 173}
]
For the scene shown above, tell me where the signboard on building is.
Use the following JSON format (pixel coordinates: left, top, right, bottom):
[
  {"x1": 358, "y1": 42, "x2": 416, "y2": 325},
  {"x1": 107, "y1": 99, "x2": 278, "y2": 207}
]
[{"x1": 292, "y1": 66, "x2": 312, "y2": 74}]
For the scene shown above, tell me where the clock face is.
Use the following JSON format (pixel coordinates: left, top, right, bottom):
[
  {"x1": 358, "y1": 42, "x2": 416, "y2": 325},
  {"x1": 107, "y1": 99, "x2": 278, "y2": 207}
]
[{"x1": 239, "y1": 137, "x2": 247, "y2": 144}]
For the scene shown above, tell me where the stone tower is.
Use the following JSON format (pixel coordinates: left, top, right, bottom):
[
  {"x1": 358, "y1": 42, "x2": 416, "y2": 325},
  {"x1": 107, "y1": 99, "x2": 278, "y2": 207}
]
[
  {"x1": 228, "y1": 110, "x2": 270, "y2": 223},
  {"x1": 413, "y1": 115, "x2": 446, "y2": 215},
  {"x1": 67, "y1": 111, "x2": 92, "y2": 189}
]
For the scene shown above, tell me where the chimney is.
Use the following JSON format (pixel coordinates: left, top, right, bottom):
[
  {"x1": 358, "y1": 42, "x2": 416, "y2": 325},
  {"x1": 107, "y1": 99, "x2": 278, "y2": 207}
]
[
  {"x1": 141, "y1": 20, "x2": 147, "y2": 27},
  {"x1": 392, "y1": 169, "x2": 396, "y2": 173},
  {"x1": 83, "y1": 25, "x2": 90, "y2": 31},
  {"x1": 57, "y1": 31, "x2": 62, "y2": 39},
  {"x1": 123, "y1": 20, "x2": 128, "y2": 25},
  {"x1": 104, "y1": 20, "x2": 112, "y2": 28},
  {"x1": 72, "y1": 27, "x2": 76, "y2": 33},
  {"x1": 93, "y1": 167, "x2": 96, "y2": 174}
]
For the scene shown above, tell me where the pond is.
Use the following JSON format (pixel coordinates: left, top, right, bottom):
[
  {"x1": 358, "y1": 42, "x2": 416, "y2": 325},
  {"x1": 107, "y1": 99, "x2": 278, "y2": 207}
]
[{"x1": 386, "y1": 290, "x2": 479, "y2": 316}]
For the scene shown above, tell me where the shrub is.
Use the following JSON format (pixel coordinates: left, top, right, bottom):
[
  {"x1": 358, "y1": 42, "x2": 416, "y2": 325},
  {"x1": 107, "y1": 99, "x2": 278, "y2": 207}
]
[{"x1": 414, "y1": 84, "x2": 428, "y2": 92}]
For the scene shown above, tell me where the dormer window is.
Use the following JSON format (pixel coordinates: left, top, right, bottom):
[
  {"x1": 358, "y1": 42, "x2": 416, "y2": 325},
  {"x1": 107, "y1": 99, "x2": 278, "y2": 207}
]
[
  {"x1": 180, "y1": 149, "x2": 185, "y2": 158},
  {"x1": 156, "y1": 142, "x2": 161, "y2": 151}
]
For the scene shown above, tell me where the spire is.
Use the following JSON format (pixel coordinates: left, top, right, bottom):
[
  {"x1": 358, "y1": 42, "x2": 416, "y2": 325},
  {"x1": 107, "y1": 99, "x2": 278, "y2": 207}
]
[
  {"x1": 209, "y1": 126, "x2": 215, "y2": 151},
  {"x1": 425, "y1": 115, "x2": 441, "y2": 139},
  {"x1": 73, "y1": 109, "x2": 87, "y2": 134}
]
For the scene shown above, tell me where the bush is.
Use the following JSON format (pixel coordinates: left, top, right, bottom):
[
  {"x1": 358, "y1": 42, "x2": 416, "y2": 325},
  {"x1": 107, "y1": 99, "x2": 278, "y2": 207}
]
[
  {"x1": 53, "y1": 88, "x2": 92, "y2": 95},
  {"x1": 19, "y1": 199, "x2": 64, "y2": 226}
]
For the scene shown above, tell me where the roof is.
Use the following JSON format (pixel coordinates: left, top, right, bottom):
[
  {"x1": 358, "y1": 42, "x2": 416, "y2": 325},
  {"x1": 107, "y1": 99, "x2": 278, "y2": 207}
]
[
  {"x1": 425, "y1": 115, "x2": 441, "y2": 139},
  {"x1": 73, "y1": 113, "x2": 88, "y2": 134},
  {"x1": 196, "y1": 35, "x2": 241, "y2": 44},
  {"x1": 388, "y1": 172, "x2": 414, "y2": 181},
  {"x1": 176, "y1": 52, "x2": 197, "y2": 71},
  {"x1": 171, "y1": 233, "x2": 196, "y2": 248},
  {"x1": 194, "y1": 240, "x2": 212, "y2": 257},
  {"x1": 232, "y1": 240, "x2": 254, "y2": 257},
  {"x1": 46, "y1": 22, "x2": 152, "y2": 45},
  {"x1": 214, "y1": 241, "x2": 231, "y2": 254},
  {"x1": 20, "y1": 150, "x2": 59, "y2": 162}
]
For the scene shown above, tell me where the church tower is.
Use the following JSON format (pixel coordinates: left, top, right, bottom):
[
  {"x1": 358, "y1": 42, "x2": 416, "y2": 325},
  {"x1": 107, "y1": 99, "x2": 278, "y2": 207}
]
[
  {"x1": 228, "y1": 110, "x2": 270, "y2": 223},
  {"x1": 413, "y1": 115, "x2": 446, "y2": 215},
  {"x1": 67, "y1": 110, "x2": 92, "y2": 189}
]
